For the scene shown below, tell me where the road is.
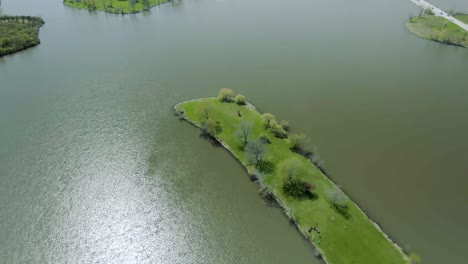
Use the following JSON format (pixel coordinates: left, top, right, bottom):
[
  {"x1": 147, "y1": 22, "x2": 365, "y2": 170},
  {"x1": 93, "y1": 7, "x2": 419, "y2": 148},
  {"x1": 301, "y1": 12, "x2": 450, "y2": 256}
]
[{"x1": 409, "y1": 0, "x2": 468, "y2": 31}]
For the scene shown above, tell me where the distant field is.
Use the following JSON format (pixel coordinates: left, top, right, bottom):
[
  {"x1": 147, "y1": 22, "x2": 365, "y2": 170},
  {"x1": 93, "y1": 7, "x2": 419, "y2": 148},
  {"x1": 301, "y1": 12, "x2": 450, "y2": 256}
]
[
  {"x1": 0, "y1": 16, "x2": 44, "y2": 57},
  {"x1": 405, "y1": 14, "x2": 468, "y2": 48},
  {"x1": 63, "y1": 0, "x2": 169, "y2": 14}
]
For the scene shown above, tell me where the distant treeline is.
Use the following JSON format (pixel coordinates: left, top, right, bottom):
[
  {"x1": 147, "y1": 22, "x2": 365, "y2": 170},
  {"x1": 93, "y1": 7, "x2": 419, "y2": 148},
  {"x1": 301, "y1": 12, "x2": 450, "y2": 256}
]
[
  {"x1": 0, "y1": 16, "x2": 44, "y2": 57},
  {"x1": 63, "y1": 0, "x2": 170, "y2": 14}
]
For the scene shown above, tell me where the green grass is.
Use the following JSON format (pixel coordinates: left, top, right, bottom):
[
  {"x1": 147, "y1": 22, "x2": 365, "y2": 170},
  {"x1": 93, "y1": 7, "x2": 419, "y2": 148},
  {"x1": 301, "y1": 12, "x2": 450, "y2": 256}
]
[
  {"x1": 176, "y1": 97, "x2": 409, "y2": 264},
  {"x1": 406, "y1": 14, "x2": 468, "y2": 48},
  {"x1": 0, "y1": 16, "x2": 44, "y2": 57},
  {"x1": 63, "y1": 0, "x2": 169, "y2": 14}
]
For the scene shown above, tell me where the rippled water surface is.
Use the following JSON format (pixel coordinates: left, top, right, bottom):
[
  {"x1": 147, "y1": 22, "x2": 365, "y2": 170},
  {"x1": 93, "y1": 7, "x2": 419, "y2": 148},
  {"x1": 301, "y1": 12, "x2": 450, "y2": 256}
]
[{"x1": 1, "y1": 0, "x2": 467, "y2": 263}]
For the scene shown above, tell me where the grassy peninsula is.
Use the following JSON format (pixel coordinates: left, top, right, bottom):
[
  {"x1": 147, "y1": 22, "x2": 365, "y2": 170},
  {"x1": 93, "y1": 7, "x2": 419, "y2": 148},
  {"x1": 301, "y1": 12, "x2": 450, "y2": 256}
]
[
  {"x1": 0, "y1": 16, "x2": 44, "y2": 57},
  {"x1": 63, "y1": 0, "x2": 169, "y2": 14},
  {"x1": 175, "y1": 89, "x2": 412, "y2": 264},
  {"x1": 406, "y1": 13, "x2": 468, "y2": 48}
]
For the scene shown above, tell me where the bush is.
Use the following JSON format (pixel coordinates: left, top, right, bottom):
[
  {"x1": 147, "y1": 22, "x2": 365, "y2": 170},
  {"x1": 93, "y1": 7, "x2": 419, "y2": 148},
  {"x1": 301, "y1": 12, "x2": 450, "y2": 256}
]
[
  {"x1": 217, "y1": 88, "x2": 235, "y2": 102},
  {"x1": 262, "y1": 113, "x2": 275, "y2": 128},
  {"x1": 268, "y1": 119, "x2": 288, "y2": 138},
  {"x1": 256, "y1": 160, "x2": 275, "y2": 173},
  {"x1": 289, "y1": 134, "x2": 313, "y2": 156},
  {"x1": 234, "y1": 94, "x2": 246, "y2": 105}
]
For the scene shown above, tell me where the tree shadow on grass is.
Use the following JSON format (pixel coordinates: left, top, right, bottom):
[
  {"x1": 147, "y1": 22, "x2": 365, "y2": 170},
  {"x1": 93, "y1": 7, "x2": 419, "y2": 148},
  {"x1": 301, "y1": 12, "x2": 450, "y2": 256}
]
[{"x1": 330, "y1": 204, "x2": 351, "y2": 219}]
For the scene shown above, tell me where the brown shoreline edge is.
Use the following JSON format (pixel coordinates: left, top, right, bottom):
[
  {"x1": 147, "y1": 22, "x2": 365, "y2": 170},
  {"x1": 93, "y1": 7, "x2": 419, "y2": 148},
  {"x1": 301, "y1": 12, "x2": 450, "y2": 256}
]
[{"x1": 174, "y1": 98, "x2": 409, "y2": 264}]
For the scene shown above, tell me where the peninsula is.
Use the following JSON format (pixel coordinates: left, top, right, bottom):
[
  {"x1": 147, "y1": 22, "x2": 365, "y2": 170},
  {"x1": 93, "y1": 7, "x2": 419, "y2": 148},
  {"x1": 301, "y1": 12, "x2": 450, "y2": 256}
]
[
  {"x1": 175, "y1": 89, "x2": 414, "y2": 264},
  {"x1": 0, "y1": 16, "x2": 44, "y2": 57},
  {"x1": 406, "y1": 0, "x2": 468, "y2": 47},
  {"x1": 63, "y1": 0, "x2": 169, "y2": 14}
]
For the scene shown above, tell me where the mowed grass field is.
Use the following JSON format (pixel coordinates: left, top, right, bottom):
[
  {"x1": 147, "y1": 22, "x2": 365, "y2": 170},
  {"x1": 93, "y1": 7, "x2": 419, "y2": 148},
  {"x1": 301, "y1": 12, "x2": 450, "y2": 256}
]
[
  {"x1": 64, "y1": 0, "x2": 168, "y2": 14},
  {"x1": 176, "y1": 98, "x2": 408, "y2": 264},
  {"x1": 406, "y1": 14, "x2": 468, "y2": 48}
]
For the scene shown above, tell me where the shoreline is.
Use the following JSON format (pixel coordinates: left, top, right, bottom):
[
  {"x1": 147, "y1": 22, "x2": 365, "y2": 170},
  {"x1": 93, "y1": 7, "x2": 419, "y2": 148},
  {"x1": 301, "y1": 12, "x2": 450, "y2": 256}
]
[
  {"x1": 175, "y1": 97, "x2": 409, "y2": 264},
  {"x1": 0, "y1": 16, "x2": 45, "y2": 57},
  {"x1": 404, "y1": 14, "x2": 468, "y2": 48}
]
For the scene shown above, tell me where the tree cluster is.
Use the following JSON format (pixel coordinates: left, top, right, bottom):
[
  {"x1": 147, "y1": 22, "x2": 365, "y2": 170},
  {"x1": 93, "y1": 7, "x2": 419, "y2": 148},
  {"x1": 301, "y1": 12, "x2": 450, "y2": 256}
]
[
  {"x1": 0, "y1": 16, "x2": 44, "y2": 57},
  {"x1": 217, "y1": 88, "x2": 247, "y2": 105}
]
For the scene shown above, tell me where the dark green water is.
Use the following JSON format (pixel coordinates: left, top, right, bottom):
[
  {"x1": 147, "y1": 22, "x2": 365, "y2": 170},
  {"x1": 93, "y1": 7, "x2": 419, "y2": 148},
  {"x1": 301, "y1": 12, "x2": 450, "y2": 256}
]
[{"x1": 1, "y1": 0, "x2": 467, "y2": 263}]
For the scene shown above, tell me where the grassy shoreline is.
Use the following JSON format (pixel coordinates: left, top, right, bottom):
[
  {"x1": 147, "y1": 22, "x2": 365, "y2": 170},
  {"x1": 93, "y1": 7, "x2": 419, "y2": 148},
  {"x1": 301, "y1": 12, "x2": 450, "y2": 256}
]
[
  {"x1": 405, "y1": 14, "x2": 468, "y2": 48},
  {"x1": 63, "y1": 0, "x2": 169, "y2": 14},
  {"x1": 175, "y1": 95, "x2": 410, "y2": 264},
  {"x1": 0, "y1": 16, "x2": 44, "y2": 57}
]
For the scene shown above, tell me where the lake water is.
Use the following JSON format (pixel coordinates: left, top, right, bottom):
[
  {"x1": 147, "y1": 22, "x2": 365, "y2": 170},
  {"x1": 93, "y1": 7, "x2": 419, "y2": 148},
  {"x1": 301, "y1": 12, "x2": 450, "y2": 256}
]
[{"x1": 1, "y1": 0, "x2": 467, "y2": 263}]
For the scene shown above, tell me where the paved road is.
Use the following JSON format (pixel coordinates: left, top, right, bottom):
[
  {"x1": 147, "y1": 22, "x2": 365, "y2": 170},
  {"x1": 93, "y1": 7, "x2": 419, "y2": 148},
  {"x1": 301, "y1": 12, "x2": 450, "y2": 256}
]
[{"x1": 409, "y1": 0, "x2": 468, "y2": 31}]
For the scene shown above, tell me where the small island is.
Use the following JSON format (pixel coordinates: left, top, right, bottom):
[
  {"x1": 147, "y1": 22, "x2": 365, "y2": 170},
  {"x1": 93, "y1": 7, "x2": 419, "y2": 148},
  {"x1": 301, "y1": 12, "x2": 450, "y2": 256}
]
[
  {"x1": 0, "y1": 16, "x2": 44, "y2": 57},
  {"x1": 63, "y1": 0, "x2": 169, "y2": 14},
  {"x1": 175, "y1": 89, "x2": 417, "y2": 264},
  {"x1": 406, "y1": 12, "x2": 468, "y2": 48}
]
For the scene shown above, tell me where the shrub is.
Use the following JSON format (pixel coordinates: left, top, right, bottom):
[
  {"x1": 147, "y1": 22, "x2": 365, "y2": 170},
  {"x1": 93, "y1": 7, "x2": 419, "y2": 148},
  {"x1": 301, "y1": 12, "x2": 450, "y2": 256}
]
[
  {"x1": 268, "y1": 120, "x2": 288, "y2": 138},
  {"x1": 234, "y1": 94, "x2": 247, "y2": 105},
  {"x1": 217, "y1": 88, "x2": 234, "y2": 102},
  {"x1": 256, "y1": 160, "x2": 275, "y2": 173},
  {"x1": 262, "y1": 113, "x2": 275, "y2": 128},
  {"x1": 289, "y1": 134, "x2": 313, "y2": 156}
]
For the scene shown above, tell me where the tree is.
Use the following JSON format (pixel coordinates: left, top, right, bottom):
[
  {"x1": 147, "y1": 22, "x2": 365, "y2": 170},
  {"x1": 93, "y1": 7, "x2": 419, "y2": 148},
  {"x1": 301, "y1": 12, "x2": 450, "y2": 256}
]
[
  {"x1": 236, "y1": 121, "x2": 253, "y2": 145},
  {"x1": 282, "y1": 158, "x2": 303, "y2": 180},
  {"x1": 142, "y1": 0, "x2": 151, "y2": 10},
  {"x1": 234, "y1": 94, "x2": 247, "y2": 105},
  {"x1": 202, "y1": 119, "x2": 221, "y2": 136},
  {"x1": 281, "y1": 158, "x2": 315, "y2": 199},
  {"x1": 262, "y1": 113, "x2": 275, "y2": 128},
  {"x1": 197, "y1": 104, "x2": 214, "y2": 121},
  {"x1": 217, "y1": 88, "x2": 234, "y2": 102},
  {"x1": 246, "y1": 140, "x2": 265, "y2": 164}
]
